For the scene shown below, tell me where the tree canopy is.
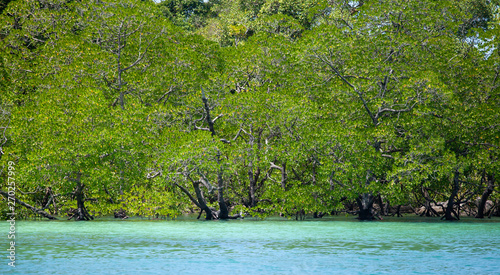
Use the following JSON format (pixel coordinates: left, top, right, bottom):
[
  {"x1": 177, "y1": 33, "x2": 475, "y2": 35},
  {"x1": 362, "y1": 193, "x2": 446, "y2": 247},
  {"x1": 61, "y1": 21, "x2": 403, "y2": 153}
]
[{"x1": 0, "y1": 0, "x2": 499, "y2": 221}]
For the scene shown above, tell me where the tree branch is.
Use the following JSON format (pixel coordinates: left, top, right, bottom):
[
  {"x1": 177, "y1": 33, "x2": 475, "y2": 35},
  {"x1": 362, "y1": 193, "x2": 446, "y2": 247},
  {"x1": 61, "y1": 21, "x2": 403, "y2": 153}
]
[
  {"x1": 315, "y1": 53, "x2": 378, "y2": 126},
  {"x1": 0, "y1": 190, "x2": 58, "y2": 220},
  {"x1": 173, "y1": 182, "x2": 201, "y2": 208},
  {"x1": 201, "y1": 87, "x2": 216, "y2": 136}
]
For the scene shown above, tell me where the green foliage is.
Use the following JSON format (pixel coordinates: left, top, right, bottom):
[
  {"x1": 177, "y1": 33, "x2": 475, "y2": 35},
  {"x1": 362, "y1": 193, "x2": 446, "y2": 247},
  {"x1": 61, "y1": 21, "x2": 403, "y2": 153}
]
[
  {"x1": 158, "y1": 0, "x2": 213, "y2": 31},
  {"x1": 0, "y1": 0, "x2": 498, "y2": 220}
]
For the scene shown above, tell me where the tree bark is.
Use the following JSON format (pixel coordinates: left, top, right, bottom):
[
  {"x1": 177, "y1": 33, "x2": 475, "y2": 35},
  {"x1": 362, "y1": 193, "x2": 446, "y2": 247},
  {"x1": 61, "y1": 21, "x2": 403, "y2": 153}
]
[
  {"x1": 356, "y1": 193, "x2": 375, "y2": 220},
  {"x1": 215, "y1": 153, "x2": 241, "y2": 219},
  {"x1": 71, "y1": 173, "x2": 93, "y2": 221},
  {"x1": 421, "y1": 186, "x2": 439, "y2": 217},
  {"x1": 248, "y1": 168, "x2": 257, "y2": 208},
  {"x1": 248, "y1": 161, "x2": 260, "y2": 208},
  {"x1": 192, "y1": 181, "x2": 213, "y2": 220},
  {"x1": 476, "y1": 173, "x2": 495, "y2": 219},
  {"x1": 444, "y1": 170, "x2": 460, "y2": 221},
  {"x1": 247, "y1": 152, "x2": 256, "y2": 208},
  {"x1": 201, "y1": 87, "x2": 215, "y2": 136},
  {"x1": 246, "y1": 128, "x2": 262, "y2": 208},
  {"x1": 217, "y1": 157, "x2": 229, "y2": 219}
]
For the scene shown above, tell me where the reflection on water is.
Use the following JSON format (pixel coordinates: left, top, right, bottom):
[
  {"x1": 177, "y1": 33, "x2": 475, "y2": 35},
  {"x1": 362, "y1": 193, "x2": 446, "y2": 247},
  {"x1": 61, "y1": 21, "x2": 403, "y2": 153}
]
[{"x1": 1, "y1": 217, "x2": 500, "y2": 274}]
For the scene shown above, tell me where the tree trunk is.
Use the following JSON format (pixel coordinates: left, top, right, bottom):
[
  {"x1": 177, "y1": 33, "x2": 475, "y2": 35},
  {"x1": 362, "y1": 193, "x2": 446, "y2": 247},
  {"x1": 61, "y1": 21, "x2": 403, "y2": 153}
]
[
  {"x1": 193, "y1": 181, "x2": 213, "y2": 220},
  {"x1": 217, "y1": 167, "x2": 229, "y2": 219},
  {"x1": 444, "y1": 170, "x2": 460, "y2": 221},
  {"x1": 295, "y1": 209, "x2": 305, "y2": 220},
  {"x1": 248, "y1": 163, "x2": 257, "y2": 208},
  {"x1": 71, "y1": 173, "x2": 93, "y2": 221},
  {"x1": 476, "y1": 173, "x2": 495, "y2": 219},
  {"x1": 395, "y1": 205, "x2": 402, "y2": 217},
  {"x1": 356, "y1": 193, "x2": 375, "y2": 220},
  {"x1": 376, "y1": 193, "x2": 385, "y2": 216},
  {"x1": 201, "y1": 87, "x2": 215, "y2": 136},
  {"x1": 421, "y1": 186, "x2": 439, "y2": 217},
  {"x1": 215, "y1": 153, "x2": 242, "y2": 220}
]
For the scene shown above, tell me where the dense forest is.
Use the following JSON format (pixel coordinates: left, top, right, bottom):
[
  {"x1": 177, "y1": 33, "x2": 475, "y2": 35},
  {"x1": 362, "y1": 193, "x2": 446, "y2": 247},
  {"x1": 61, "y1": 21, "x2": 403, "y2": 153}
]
[{"x1": 0, "y1": 0, "x2": 499, "y2": 221}]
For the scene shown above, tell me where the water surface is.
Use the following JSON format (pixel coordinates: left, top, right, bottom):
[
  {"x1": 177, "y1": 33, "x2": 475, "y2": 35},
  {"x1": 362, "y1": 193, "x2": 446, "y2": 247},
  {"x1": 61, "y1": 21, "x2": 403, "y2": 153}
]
[{"x1": 2, "y1": 217, "x2": 500, "y2": 274}]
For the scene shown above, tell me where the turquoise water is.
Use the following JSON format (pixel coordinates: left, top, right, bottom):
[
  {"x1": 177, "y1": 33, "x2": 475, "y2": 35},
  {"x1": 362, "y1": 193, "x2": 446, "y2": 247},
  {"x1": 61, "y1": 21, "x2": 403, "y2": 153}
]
[{"x1": 1, "y1": 217, "x2": 500, "y2": 274}]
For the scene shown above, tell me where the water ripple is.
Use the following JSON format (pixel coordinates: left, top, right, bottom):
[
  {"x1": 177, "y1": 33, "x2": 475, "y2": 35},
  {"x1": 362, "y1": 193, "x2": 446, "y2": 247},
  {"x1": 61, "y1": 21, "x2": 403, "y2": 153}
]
[{"x1": 1, "y1": 219, "x2": 499, "y2": 274}]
